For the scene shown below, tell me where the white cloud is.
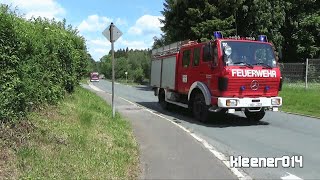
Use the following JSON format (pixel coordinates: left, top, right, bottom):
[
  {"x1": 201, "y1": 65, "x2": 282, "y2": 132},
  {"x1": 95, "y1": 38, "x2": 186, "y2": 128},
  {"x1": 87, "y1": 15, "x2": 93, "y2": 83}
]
[
  {"x1": 89, "y1": 39, "x2": 109, "y2": 47},
  {"x1": 2, "y1": 0, "x2": 66, "y2": 19},
  {"x1": 117, "y1": 37, "x2": 152, "y2": 50},
  {"x1": 78, "y1": 15, "x2": 112, "y2": 33},
  {"x1": 128, "y1": 15, "x2": 163, "y2": 36},
  {"x1": 93, "y1": 48, "x2": 109, "y2": 54},
  {"x1": 86, "y1": 36, "x2": 152, "y2": 61},
  {"x1": 115, "y1": 18, "x2": 128, "y2": 26},
  {"x1": 86, "y1": 38, "x2": 111, "y2": 61}
]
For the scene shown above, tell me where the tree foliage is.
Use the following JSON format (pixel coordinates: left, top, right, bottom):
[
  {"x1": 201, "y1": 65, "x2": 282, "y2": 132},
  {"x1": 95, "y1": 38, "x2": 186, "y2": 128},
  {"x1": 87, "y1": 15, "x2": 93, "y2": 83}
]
[
  {"x1": 99, "y1": 49, "x2": 151, "y2": 83},
  {"x1": 155, "y1": 0, "x2": 320, "y2": 62},
  {"x1": 0, "y1": 4, "x2": 91, "y2": 121}
]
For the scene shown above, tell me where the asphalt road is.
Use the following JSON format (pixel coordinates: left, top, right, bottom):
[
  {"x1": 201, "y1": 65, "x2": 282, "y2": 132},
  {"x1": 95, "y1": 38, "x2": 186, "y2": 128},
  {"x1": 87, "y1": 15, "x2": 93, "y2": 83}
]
[{"x1": 92, "y1": 80, "x2": 320, "y2": 180}]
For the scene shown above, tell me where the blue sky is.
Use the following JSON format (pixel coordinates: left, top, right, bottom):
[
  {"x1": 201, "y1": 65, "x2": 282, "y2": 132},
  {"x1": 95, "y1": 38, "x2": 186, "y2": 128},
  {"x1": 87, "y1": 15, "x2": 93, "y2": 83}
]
[{"x1": 1, "y1": 0, "x2": 165, "y2": 61}]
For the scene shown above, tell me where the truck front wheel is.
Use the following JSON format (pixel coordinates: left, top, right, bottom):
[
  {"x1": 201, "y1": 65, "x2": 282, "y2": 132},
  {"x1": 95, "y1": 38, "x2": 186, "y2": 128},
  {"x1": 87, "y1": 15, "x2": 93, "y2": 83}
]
[
  {"x1": 244, "y1": 109, "x2": 265, "y2": 121},
  {"x1": 193, "y1": 93, "x2": 209, "y2": 123}
]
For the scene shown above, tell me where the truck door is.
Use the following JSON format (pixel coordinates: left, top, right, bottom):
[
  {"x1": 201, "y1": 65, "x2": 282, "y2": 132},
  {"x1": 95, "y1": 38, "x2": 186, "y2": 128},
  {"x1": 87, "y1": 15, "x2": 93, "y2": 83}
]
[
  {"x1": 187, "y1": 46, "x2": 201, "y2": 88},
  {"x1": 177, "y1": 48, "x2": 192, "y2": 94},
  {"x1": 199, "y1": 43, "x2": 220, "y2": 96}
]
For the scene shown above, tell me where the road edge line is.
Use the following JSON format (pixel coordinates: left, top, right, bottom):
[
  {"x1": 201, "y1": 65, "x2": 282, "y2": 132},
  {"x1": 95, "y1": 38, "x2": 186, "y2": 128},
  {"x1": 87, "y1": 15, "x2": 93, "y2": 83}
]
[{"x1": 279, "y1": 110, "x2": 320, "y2": 119}]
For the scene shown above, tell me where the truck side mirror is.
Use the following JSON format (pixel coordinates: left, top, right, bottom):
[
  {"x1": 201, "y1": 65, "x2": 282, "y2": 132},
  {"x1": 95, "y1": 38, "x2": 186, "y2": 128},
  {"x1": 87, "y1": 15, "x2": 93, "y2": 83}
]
[
  {"x1": 209, "y1": 42, "x2": 213, "y2": 57},
  {"x1": 223, "y1": 45, "x2": 232, "y2": 63},
  {"x1": 203, "y1": 44, "x2": 212, "y2": 60},
  {"x1": 224, "y1": 46, "x2": 232, "y2": 57},
  {"x1": 212, "y1": 47, "x2": 218, "y2": 67}
]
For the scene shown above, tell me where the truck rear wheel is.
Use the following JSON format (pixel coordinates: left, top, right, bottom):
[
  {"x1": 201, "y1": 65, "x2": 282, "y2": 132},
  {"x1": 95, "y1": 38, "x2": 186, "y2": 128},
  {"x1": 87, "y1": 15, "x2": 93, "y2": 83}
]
[
  {"x1": 244, "y1": 109, "x2": 265, "y2": 121},
  {"x1": 158, "y1": 90, "x2": 168, "y2": 110},
  {"x1": 193, "y1": 93, "x2": 209, "y2": 123}
]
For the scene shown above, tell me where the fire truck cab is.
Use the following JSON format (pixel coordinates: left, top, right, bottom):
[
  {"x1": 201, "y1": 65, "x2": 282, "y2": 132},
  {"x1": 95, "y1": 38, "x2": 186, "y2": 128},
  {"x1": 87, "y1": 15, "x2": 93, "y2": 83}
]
[{"x1": 150, "y1": 32, "x2": 282, "y2": 122}]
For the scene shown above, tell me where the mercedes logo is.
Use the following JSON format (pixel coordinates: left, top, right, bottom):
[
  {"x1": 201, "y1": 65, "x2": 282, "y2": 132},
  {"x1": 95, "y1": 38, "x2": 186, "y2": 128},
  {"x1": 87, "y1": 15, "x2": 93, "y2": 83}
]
[{"x1": 250, "y1": 80, "x2": 259, "y2": 91}]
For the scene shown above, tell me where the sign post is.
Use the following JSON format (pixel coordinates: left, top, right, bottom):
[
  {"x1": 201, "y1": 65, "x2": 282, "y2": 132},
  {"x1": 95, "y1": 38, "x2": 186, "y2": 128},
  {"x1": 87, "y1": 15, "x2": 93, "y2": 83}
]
[
  {"x1": 125, "y1": 71, "x2": 128, "y2": 83},
  {"x1": 102, "y1": 23, "x2": 122, "y2": 118}
]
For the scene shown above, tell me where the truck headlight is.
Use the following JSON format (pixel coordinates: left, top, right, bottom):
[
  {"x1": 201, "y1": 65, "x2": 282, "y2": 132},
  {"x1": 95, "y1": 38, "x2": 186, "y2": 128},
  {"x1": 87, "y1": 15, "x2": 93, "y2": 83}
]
[
  {"x1": 226, "y1": 99, "x2": 238, "y2": 106},
  {"x1": 271, "y1": 98, "x2": 281, "y2": 105}
]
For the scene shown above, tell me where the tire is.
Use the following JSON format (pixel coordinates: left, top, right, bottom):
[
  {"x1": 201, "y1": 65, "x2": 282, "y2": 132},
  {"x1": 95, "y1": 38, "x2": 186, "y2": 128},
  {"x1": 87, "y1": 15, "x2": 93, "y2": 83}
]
[
  {"x1": 192, "y1": 93, "x2": 209, "y2": 123},
  {"x1": 158, "y1": 90, "x2": 168, "y2": 110},
  {"x1": 245, "y1": 109, "x2": 265, "y2": 121}
]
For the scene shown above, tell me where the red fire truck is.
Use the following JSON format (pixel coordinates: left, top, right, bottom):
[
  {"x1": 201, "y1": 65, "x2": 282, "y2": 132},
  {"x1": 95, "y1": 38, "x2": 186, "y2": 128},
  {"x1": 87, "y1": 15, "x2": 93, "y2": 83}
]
[
  {"x1": 150, "y1": 32, "x2": 282, "y2": 122},
  {"x1": 90, "y1": 72, "x2": 100, "y2": 82}
]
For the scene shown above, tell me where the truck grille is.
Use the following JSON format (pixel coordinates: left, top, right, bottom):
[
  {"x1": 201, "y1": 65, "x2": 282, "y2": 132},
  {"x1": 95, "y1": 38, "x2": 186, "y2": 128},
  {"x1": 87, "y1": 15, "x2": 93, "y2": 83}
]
[{"x1": 226, "y1": 78, "x2": 279, "y2": 97}]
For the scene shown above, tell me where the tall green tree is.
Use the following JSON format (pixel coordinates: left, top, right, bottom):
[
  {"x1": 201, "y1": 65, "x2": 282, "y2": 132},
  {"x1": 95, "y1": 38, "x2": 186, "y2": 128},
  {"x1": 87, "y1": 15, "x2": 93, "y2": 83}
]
[
  {"x1": 160, "y1": 0, "x2": 237, "y2": 43},
  {"x1": 281, "y1": 0, "x2": 320, "y2": 61},
  {"x1": 156, "y1": 0, "x2": 320, "y2": 62},
  {"x1": 236, "y1": 0, "x2": 285, "y2": 46}
]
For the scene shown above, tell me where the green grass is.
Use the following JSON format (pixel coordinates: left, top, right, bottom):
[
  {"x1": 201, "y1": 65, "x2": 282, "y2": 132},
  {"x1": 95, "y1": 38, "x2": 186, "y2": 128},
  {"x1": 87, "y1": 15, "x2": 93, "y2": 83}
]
[
  {"x1": 79, "y1": 78, "x2": 89, "y2": 84},
  {"x1": 280, "y1": 85, "x2": 320, "y2": 118},
  {"x1": 16, "y1": 87, "x2": 139, "y2": 179}
]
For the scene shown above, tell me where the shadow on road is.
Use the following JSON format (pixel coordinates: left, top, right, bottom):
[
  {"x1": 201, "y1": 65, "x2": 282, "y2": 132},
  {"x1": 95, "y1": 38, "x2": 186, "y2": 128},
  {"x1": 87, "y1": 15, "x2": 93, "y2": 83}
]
[
  {"x1": 134, "y1": 85, "x2": 154, "y2": 92},
  {"x1": 136, "y1": 101, "x2": 269, "y2": 128}
]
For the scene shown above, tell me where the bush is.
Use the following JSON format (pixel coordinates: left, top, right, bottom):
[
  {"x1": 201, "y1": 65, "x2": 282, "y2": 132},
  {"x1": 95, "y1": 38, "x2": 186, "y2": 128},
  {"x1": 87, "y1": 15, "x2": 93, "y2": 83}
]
[
  {"x1": 132, "y1": 67, "x2": 144, "y2": 83},
  {"x1": 0, "y1": 4, "x2": 91, "y2": 122}
]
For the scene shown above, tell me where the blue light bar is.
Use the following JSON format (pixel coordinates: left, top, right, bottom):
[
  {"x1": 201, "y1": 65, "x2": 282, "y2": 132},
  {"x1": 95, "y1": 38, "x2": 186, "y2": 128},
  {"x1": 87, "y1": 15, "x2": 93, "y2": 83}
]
[
  {"x1": 258, "y1": 35, "x2": 268, "y2": 42},
  {"x1": 214, "y1": 31, "x2": 223, "y2": 39},
  {"x1": 240, "y1": 86, "x2": 246, "y2": 91}
]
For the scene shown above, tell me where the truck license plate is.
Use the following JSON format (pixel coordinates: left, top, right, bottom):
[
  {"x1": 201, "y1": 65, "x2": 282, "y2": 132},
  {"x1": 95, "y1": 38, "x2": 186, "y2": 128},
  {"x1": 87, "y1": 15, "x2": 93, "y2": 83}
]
[{"x1": 249, "y1": 103, "x2": 262, "y2": 107}]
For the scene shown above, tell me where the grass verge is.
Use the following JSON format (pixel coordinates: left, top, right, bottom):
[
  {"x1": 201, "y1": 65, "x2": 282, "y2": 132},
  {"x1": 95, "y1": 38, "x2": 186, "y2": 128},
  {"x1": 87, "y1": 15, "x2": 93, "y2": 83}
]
[
  {"x1": 80, "y1": 78, "x2": 89, "y2": 84},
  {"x1": 116, "y1": 79, "x2": 141, "y2": 86},
  {"x1": 280, "y1": 85, "x2": 320, "y2": 118},
  {"x1": 1, "y1": 87, "x2": 139, "y2": 179}
]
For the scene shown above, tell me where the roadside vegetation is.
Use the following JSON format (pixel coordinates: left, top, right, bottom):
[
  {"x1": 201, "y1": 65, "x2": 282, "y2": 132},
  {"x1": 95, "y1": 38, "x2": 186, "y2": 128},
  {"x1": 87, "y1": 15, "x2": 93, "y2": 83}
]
[
  {"x1": 280, "y1": 85, "x2": 320, "y2": 118},
  {"x1": 1, "y1": 4, "x2": 138, "y2": 179},
  {"x1": 80, "y1": 78, "x2": 89, "y2": 85},
  {"x1": 1, "y1": 0, "x2": 319, "y2": 177},
  {"x1": 0, "y1": 4, "x2": 95, "y2": 122},
  {"x1": 1, "y1": 87, "x2": 139, "y2": 179},
  {"x1": 93, "y1": 49, "x2": 151, "y2": 85}
]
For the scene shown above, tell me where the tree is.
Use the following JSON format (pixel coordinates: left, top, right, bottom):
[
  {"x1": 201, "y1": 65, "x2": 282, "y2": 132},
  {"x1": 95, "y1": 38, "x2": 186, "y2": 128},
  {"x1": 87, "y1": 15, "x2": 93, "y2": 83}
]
[
  {"x1": 160, "y1": 0, "x2": 237, "y2": 43},
  {"x1": 281, "y1": 0, "x2": 320, "y2": 61},
  {"x1": 99, "y1": 48, "x2": 151, "y2": 82},
  {"x1": 157, "y1": 0, "x2": 320, "y2": 62}
]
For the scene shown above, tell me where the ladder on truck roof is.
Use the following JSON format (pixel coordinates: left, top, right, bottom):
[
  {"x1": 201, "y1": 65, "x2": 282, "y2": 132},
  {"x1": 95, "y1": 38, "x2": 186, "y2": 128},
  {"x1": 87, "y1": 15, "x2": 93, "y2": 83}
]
[{"x1": 151, "y1": 40, "x2": 198, "y2": 57}]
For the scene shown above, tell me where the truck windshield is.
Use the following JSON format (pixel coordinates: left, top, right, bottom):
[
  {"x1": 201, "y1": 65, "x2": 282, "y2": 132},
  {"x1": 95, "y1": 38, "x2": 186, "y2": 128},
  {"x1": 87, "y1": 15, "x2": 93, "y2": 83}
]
[
  {"x1": 221, "y1": 41, "x2": 276, "y2": 68},
  {"x1": 91, "y1": 73, "x2": 99, "y2": 78}
]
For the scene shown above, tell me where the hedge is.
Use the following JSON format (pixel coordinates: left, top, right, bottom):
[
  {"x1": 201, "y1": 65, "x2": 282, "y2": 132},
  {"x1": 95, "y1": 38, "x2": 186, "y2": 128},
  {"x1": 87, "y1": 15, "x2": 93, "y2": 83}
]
[{"x1": 0, "y1": 4, "x2": 91, "y2": 122}]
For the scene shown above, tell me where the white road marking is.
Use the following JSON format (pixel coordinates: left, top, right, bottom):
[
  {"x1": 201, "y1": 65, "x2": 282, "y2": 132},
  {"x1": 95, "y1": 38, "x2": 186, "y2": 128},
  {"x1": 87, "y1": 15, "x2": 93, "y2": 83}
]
[
  {"x1": 88, "y1": 83, "x2": 104, "y2": 92},
  {"x1": 281, "y1": 172, "x2": 303, "y2": 180},
  {"x1": 88, "y1": 83, "x2": 252, "y2": 180}
]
